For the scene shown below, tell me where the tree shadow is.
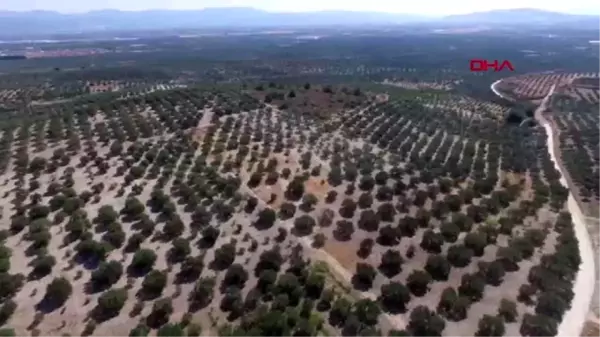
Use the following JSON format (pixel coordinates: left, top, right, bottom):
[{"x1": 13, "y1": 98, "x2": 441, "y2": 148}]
[
  {"x1": 341, "y1": 323, "x2": 362, "y2": 336},
  {"x1": 73, "y1": 254, "x2": 102, "y2": 270},
  {"x1": 124, "y1": 241, "x2": 141, "y2": 254},
  {"x1": 290, "y1": 226, "x2": 313, "y2": 237},
  {"x1": 376, "y1": 236, "x2": 399, "y2": 247},
  {"x1": 356, "y1": 248, "x2": 371, "y2": 259},
  {"x1": 136, "y1": 288, "x2": 161, "y2": 302},
  {"x1": 90, "y1": 305, "x2": 119, "y2": 323},
  {"x1": 93, "y1": 223, "x2": 109, "y2": 234},
  {"x1": 333, "y1": 230, "x2": 353, "y2": 242},
  {"x1": 350, "y1": 275, "x2": 373, "y2": 292},
  {"x1": 24, "y1": 244, "x2": 46, "y2": 258},
  {"x1": 328, "y1": 311, "x2": 344, "y2": 327},
  {"x1": 84, "y1": 275, "x2": 118, "y2": 294},
  {"x1": 62, "y1": 233, "x2": 81, "y2": 246},
  {"x1": 35, "y1": 297, "x2": 66, "y2": 314},
  {"x1": 226, "y1": 310, "x2": 242, "y2": 322},
  {"x1": 145, "y1": 312, "x2": 169, "y2": 329},
  {"x1": 174, "y1": 268, "x2": 201, "y2": 285},
  {"x1": 208, "y1": 258, "x2": 233, "y2": 272},
  {"x1": 378, "y1": 265, "x2": 401, "y2": 279},
  {"x1": 183, "y1": 203, "x2": 196, "y2": 213},
  {"x1": 27, "y1": 268, "x2": 52, "y2": 282},
  {"x1": 188, "y1": 298, "x2": 210, "y2": 313},
  {"x1": 253, "y1": 220, "x2": 274, "y2": 231},
  {"x1": 154, "y1": 213, "x2": 170, "y2": 224},
  {"x1": 121, "y1": 213, "x2": 141, "y2": 223},
  {"x1": 379, "y1": 298, "x2": 408, "y2": 314},
  {"x1": 126, "y1": 264, "x2": 152, "y2": 278},
  {"x1": 196, "y1": 237, "x2": 217, "y2": 250}
]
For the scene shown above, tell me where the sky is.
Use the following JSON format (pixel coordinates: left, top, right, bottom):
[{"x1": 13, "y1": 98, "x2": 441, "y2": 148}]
[{"x1": 1, "y1": 0, "x2": 599, "y2": 15}]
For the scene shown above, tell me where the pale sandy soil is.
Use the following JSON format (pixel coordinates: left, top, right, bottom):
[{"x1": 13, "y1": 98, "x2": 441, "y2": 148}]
[
  {"x1": 2, "y1": 98, "x2": 217, "y2": 335},
  {"x1": 2, "y1": 137, "x2": 306, "y2": 336},
  {"x1": 2, "y1": 146, "x2": 180, "y2": 336}
]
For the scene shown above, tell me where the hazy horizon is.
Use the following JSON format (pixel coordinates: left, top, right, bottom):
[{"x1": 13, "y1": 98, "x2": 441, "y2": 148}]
[{"x1": 1, "y1": 0, "x2": 599, "y2": 16}]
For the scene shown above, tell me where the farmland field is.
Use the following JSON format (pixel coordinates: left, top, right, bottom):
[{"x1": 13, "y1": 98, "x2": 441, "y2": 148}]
[
  {"x1": 0, "y1": 21, "x2": 596, "y2": 337},
  {"x1": 494, "y1": 73, "x2": 600, "y2": 103}
]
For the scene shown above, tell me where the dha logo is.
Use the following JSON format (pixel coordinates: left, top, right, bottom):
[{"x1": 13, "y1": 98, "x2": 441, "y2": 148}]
[{"x1": 470, "y1": 59, "x2": 515, "y2": 72}]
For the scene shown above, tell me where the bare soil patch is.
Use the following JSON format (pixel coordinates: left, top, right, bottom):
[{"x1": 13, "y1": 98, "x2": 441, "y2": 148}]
[
  {"x1": 305, "y1": 177, "x2": 330, "y2": 201},
  {"x1": 321, "y1": 240, "x2": 360, "y2": 271},
  {"x1": 581, "y1": 321, "x2": 600, "y2": 336},
  {"x1": 246, "y1": 84, "x2": 372, "y2": 120}
]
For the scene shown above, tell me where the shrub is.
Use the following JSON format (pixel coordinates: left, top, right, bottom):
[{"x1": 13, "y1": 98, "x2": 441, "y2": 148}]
[
  {"x1": 157, "y1": 324, "x2": 185, "y2": 337},
  {"x1": 129, "y1": 249, "x2": 157, "y2": 274},
  {"x1": 475, "y1": 314, "x2": 505, "y2": 336},
  {"x1": 379, "y1": 250, "x2": 403, "y2": 277},
  {"x1": 94, "y1": 288, "x2": 128, "y2": 321},
  {"x1": 90, "y1": 260, "x2": 123, "y2": 291},
  {"x1": 42, "y1": 277, "x2": 72, "y2": 309},
  {"x1": 353, "y1": 263, "x2": 377, "y2": 290},
  {"x1": 498, "y1": 299, "x2": 518, "y2": 322},
  {"x1": 407, "y1": 305, "x2": 445, "y2": 336},
  {"x1": 425, "y1": 255, "x2": 451, "y2": 281},
  {"x1": 379, "y1": 282, "x2": 411, "y2": 314},
  {"x1": 140, "y1": 270, "x2": 168, "y2": 299},
  {"x1": 406, "y1": 270, "x2": 432, "y2": 297}
]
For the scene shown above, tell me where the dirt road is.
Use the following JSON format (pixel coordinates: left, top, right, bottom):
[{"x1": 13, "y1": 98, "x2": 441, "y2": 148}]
[{"x1": 497, "y1": 83, "x2": 596, "y2": 337}]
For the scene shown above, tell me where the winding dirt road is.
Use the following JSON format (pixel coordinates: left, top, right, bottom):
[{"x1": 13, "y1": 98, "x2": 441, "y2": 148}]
[{"x1": 490, "y1": 81, "x2": 596, "y2": 337}]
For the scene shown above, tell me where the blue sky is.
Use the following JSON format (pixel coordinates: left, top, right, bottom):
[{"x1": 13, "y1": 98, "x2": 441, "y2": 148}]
[{"x1": 2, "y1": 0, "x2": 599, "y2": 15}]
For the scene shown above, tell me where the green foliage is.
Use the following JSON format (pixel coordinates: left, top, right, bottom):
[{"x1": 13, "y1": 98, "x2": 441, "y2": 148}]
[
  {"x1": 0, "y1": 300, "x2": 16, "y2": 325},
  {"x1": 498, "y1": 299, "x2": 518, "y2": 322},
  {"x1": 407, "y1": 305, "x2": 445, "y2": 336},
  {"x1": 379, "y1": 282, "x2": 411, "y2": 314},
  {"x1": 353, "y1": 299, "x2": 381, "y2": 326},
  {"x1": 130, "y1": 249, "x2": 157, "y2": 274},
  {"x1": 141, "y1": 270, "x2": 168, "y2": 299},
  {"x1": 0, "y1": 328, "x2": 15, "y2": 336},
  {"x1": 406, "y1": 270, "x2": 432, "y2": 297},
  {"x1": 43, "y1": 277, "x2": 72, "y2": 308},
  {"x1": 91, "y1": 260, "x2": 123, "y2": 291},
  {"x1": 129, "y1": 324, "x2": 150, "y2": 336},
  {"x1": 157, "y1": 323, "x2": 185, "y2": 336},
  {"x1": 187, "y1": 323, "x2": 202, "y2": 336},
  {"x1": 95, "y1": 288, "x2": 128, "y2": 321},
  {"x1": 475, "y1": 314, "x2": 506, "y2": 336}
]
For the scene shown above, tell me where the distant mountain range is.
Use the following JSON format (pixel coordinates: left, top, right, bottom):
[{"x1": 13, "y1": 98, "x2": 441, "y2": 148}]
[
  {"x1": 0, "y1": 7, "x2": 597, "y2": 38},
  {"x1": 442, "y1": 8, "x2": 599, "y2": 24}
]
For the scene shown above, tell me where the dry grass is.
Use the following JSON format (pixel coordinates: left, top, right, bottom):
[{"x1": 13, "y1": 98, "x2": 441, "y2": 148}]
[
  {"x1": 305, "y1": 177, "x2": 330, "y2": 201},
  {"x1": 321, "y1": 240, "x2": 360, "y2": 271},
  {"x1": 581, "y1": 321, "x2": 600, "y2": 336},
  {"x1": 247, "y1": 85, "x2": 373, "y2": 120}
]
